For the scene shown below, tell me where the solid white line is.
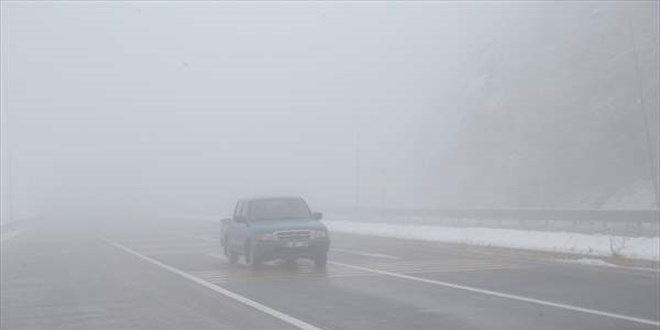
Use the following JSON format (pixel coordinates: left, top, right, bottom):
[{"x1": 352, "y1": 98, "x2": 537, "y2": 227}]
[
  {"x1": 330, "y1": 261, "x2": 660, "y2": 327},
  {"x1": 106, "y1": 239, "x2": 325, "y2": 330},
  {"x1": 331, "y1": 248, "x2": 399, "y2": 260}
]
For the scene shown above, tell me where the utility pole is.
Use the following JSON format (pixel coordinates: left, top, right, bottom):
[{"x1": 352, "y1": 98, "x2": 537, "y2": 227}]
[
  {"x1": 591, "y1": 8, "x2": 659, "y2": 209},
  {"x1": 354, "y1": 122, "x2": 361, "y2": 213},
  {"x1": 626, "y1": 16, "x2": 660, "y2": 209},
  {"x1": 0, "y1": 96, "x2": 9, "y2": 225}
]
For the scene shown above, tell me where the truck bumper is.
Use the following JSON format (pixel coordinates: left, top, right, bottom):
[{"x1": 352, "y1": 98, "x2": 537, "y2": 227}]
[{"x1": 252, "y1": 239, "x2": 330, "y2": 262}]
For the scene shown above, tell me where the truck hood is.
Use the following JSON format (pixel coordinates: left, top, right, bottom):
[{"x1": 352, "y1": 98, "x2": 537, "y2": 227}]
[{"x1": 249, "y1": 219, "x2": 326, "y2": 233}]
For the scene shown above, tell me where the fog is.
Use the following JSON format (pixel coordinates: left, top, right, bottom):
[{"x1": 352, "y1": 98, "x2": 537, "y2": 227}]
[{"x1": 2, "y1": 1, "x2": 659, "y2": 222}]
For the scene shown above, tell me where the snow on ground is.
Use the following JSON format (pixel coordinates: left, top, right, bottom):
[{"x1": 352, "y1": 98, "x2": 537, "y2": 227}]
[
  {"x1": 563, "y1": 258, "x2": 615, "y2": 267},
  {"x1": 560, "y1": 258, "x2": 658, "y2": 272},
  {"x1": 325, "y1": 220, "x2": 660, "y2": 261}
]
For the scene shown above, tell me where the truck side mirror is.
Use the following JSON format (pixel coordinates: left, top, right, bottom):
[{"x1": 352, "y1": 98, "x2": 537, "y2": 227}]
[
  {"x1": 234, "y1": 216, "x2": 248, "y2": 223},
  {"x1": 311, "y1": 212, "x2": 323, "y2": 220}
]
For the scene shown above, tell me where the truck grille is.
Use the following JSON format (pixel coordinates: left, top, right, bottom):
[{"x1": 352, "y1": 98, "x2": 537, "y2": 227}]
[{"x1": 275, "y1": 230, "x2": 312, "y2": 241}]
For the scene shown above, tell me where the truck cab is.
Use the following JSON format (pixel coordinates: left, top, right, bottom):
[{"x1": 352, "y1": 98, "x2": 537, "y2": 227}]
[{"x1": 221, "y1": 197, "x2": 330, "y2": 269}]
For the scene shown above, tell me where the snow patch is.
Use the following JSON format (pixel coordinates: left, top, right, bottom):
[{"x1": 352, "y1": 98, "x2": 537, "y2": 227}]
[
  {"x1": 325, "y1": 220, "x2": 660, "y2": 261},
  {"x1": 561, "y1": 258, "x2": 658, "y2": 272},
  {"x1": 563, "y1": 258, "x2": 615, "y2": 267}
]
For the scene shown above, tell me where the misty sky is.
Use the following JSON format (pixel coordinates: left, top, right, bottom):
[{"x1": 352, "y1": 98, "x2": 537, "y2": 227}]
[{"x1": 2, "y1": 1, "x2": 658, "y2": 218}]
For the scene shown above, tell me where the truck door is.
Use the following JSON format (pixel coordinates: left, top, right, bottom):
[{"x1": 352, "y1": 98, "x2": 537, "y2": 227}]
[{"x1": 229, "y1": 200, "x2": 250, "y2": 251}]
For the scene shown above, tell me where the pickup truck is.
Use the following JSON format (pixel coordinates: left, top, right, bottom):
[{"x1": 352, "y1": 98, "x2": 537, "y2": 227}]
[{"x1": 220, "y1": 197, "x2": 330, "y2": 269}]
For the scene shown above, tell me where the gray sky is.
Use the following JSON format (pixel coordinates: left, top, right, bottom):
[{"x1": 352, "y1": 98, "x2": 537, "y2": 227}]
[
  {"x1": 2, "y1": 1, "x2": 658, "y2": 219},
  {"x1": 2, "y1": 2, "x2": 467, "y2": 216}
]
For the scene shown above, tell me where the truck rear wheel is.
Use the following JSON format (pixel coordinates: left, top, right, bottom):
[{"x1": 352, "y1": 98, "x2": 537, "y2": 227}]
[
  {"x1": 222, "y1": 236, "x2": 230, "y2": 257},
  {"x1": 314, "y1": 253, "x2": 327, "y2": 269},
  {"x1": 228, "y1": 248, "x2": 239, "y2": 265},
  {"x1": 284, "y1": 257, "x2": 297, "y2": 267}
]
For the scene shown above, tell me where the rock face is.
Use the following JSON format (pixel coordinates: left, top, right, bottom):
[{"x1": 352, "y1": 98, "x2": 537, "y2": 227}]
[{"x1": 415, "y1": 2, "x2": 659, "y2": 209}]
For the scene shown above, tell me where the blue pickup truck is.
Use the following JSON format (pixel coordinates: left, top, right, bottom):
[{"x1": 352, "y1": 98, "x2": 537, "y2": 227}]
[{"x1": 220, "y1": 197, "x2": 330, "y2": 269}]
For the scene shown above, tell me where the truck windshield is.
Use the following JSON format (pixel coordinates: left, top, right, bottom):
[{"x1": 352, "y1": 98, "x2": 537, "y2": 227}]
[{"x1": 248, "y1": 199, "x2": 312, "y2": 221}]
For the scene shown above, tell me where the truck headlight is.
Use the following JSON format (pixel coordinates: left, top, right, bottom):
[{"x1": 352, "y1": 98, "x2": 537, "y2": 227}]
[
  {"x1": 313, "y1": 229, "x2": 328, "y2": 239},
  {"x1": 254, "y1": 233, "x2": 276, "y2": 241}
]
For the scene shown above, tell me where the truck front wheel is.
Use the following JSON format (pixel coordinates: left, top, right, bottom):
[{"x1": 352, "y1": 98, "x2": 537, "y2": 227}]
[
  {"x1": 223, "y1": 236, "x2": 230, "y2": 257},
  {"x1": 228, "y1": 246, "x2": 239, "y2": 265},
  {"x1": 244, "y1": 242, "x2": 261, "y2": 270}
]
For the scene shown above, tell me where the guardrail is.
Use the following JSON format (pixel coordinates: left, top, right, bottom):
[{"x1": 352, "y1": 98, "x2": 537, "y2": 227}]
[
  {"x1": 323, "y1": 208, "x2": 660, "y2": 235},
  {"x1": 359, "y1": 208, "x2": 657, "y2": 222}
]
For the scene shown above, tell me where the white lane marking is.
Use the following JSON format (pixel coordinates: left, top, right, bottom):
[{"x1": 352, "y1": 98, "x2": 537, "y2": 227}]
[
  {"x1": 0, "y1": 230, "x2": 22, "y2": 244},
  {"x1": 106, "y1": 239, "x2": 325, "y2": 330},
  {"x1": 163, "y1": 230, "x2": 218, "y2": 243},
  {"x1": 330, "y1": 261, "x2": 660, "y2": 327},
  {"x1": 331, "y1": 248, "x2": 399, "y2": 260},
  {"x1": 155, "y1": 229, "x2": 659, "y2": 326}
]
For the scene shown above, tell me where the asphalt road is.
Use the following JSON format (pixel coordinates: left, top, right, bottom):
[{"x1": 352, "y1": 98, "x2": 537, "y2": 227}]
[{"x1": 2, "y1": 218, "x2": 659, "y2": 330}]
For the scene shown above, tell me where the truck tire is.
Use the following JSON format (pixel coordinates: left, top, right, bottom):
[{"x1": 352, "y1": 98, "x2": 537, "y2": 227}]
[
  {"x1": 222, "y1": 237, "x2": 228, "y2": 256},
  {"x1": 284, "y1": 257, "x2": 297, "y2": 267},
  {"x1": 314, "y1": 253, "x2": 327, "y2": 269},
  {"x1": 228, "y1": 248, "x2": 239, "y2": 265},
  {"x1": 244, "y1": 242, "x2": 261, "y2": 270}
]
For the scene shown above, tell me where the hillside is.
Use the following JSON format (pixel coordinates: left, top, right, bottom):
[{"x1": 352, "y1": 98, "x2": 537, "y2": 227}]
[{"x1": 423, "y1": 3, "x2": 659, "y2": 209}]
